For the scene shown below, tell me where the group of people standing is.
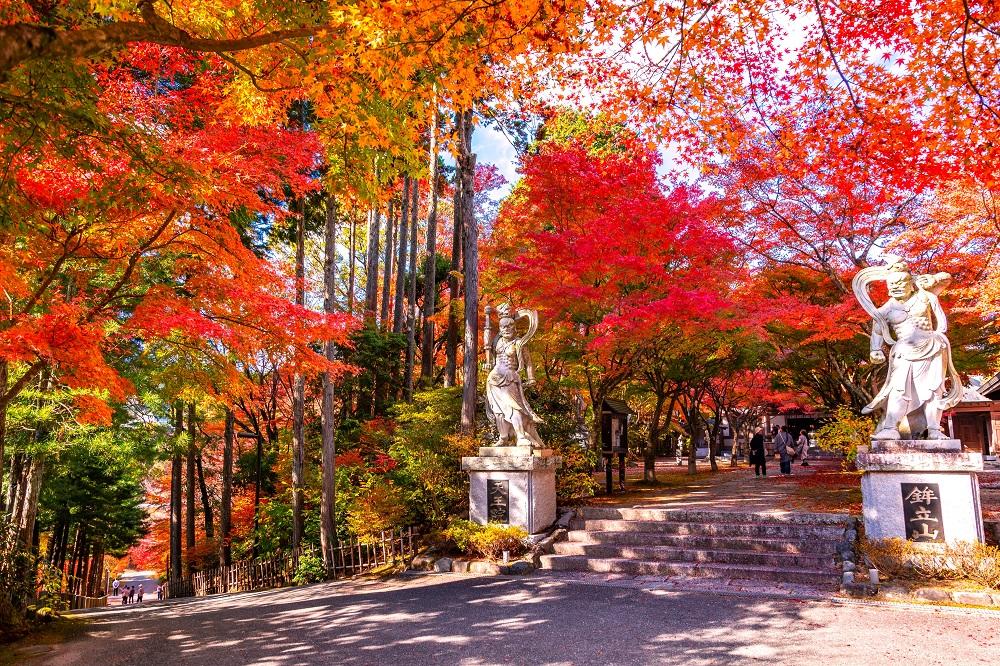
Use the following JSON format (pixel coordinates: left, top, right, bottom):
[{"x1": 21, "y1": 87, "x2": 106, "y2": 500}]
[
  {"x1": 112, "y1": 579, "x2": 144, "y2": 605},
  {"x1": 111, "y1": 578, "x2": 163, "y2": 605},
  {"x1": 748, "y1": 425, "x2": 810, "y2": 477}
]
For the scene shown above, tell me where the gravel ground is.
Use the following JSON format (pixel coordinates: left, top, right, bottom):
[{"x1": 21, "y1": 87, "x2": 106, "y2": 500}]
[{"x1": 32, "y1": 573, "x2": 1000, "y2": 665}]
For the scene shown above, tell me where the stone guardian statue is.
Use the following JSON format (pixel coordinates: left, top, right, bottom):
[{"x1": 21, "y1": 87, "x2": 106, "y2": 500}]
[
  {"x1": 483, "y1": 303, "x2": 544, "y2": 448},
  {"x1": 852, "y1": 257, "x2": 963, "y2": 440}
]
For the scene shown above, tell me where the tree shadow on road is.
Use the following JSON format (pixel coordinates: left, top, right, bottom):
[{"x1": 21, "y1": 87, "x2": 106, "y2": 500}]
[{"x1": 45, "y1": 573, "x2": 963, "y2": 665}]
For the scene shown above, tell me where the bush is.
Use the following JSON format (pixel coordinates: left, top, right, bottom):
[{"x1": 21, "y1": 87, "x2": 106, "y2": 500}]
[
  {"x1": 815, "y1": 406, "x2": 874, "y2": 467},
  {"x1": 346, "y1": 480, "x2": 408, "y2": 542},
  {"x1": 863, "y1": 538, "x2": 1000, "y2": 589},
  {"x1": 292, "y1": 552, "x2": 327, "y2": 586},
  {"x1": 388, "y1": 388, "x2": 474, "y2": 527},
  {"x1": 439, "y1": 519, "x2": 529, "y2": 561},
  {"x1": 441, "y1": 519, "x2": 482, "y2": 554},
  {"x1": 469, "y1": 525, "x2": 529, "y2": 561}
]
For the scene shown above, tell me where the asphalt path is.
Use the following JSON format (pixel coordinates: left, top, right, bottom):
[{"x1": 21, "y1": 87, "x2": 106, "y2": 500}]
[
  {"x1": 109, "y1": 570, "x2": 159, "y2": 607},
  {"x1": 42, "y1": 573, "x2": 1000, "y2": 665}
]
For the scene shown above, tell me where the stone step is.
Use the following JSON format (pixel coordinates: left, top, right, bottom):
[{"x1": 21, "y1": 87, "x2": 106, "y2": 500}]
[
  {"x1": 537, "y1": 554, "x2": 840, "y2": 588},
  {"x1": 569, "y1": 519, "x2": 845, "y2": 540},
  {"x1": 576, "y1": 506, "x2": 849, "y2": 527},
  {"x1": 551, "y1": 541, "x2": 837, "y2": 569},
  {"x1": 565, "y1": 530, "x2": 840, "y2": 554}
]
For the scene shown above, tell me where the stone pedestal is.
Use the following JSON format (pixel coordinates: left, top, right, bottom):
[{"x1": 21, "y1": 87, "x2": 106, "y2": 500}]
[
  {"x1": 857, "y1": 439, "x2": 984, "y2": 546},
  {"x1": 461, "y1": 448, "x2": 562, "y2": 535}
]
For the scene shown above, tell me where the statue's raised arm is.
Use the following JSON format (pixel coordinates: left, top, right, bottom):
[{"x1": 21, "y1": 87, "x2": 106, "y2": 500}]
[{"x1": 852, "y1": 257, "x2": 963, "y2": 440}]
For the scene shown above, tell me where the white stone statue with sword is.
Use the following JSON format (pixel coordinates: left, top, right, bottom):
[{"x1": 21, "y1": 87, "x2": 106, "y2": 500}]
[
  {"x1": 482, "y1": 302, "x2": 544, "y2": 449},
  {"x1": 852, "y1": 256, "x2": 964, "y2": 440}
]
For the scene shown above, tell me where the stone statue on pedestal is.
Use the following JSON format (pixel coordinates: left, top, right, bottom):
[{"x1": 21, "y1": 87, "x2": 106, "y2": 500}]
[
  {"x1": 852, "y1": 256, "x2": 963, "y2": 440},
  {"x1": 483, "y1": 303, "x2": 543, "y2": 448}
]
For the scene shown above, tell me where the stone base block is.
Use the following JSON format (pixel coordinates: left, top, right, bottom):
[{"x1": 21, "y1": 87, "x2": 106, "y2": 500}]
[
  {"x1": 462, "y1": 454, "x2": 562, "y2": 534},
  {"x1": 860, "y1": 471, "x2": 984, "y2": 545},
  {"x1": 858, "y1": 439, "x2": 984, "y2": 547}
]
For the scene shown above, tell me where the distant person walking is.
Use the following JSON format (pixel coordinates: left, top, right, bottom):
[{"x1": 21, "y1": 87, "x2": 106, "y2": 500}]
[
  {"x1": 797, "y1": 430, "x2": 810, "y2": 467},
  {"x1": 775, "y1": 425, "x2": 795, "y2": 475},
  {"x1": 112, "y1": 578, "x2": 120, "y2": 596},
  {"x1": 128, "y1": 586, "x2": 136, "y2": 604},
  {"x1": 137, "y1": 584, "x2": 144, "y2": 603},
  {"x1": 749, "y1": 428, "x2": 766, "y2": 477},
  {"x1": 156, "y1": 584, "x2": 163, "y2": 601}
]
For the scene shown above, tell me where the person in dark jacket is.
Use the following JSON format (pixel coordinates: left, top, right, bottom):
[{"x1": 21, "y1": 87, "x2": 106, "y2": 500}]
[
  {"x1": 749, "y1": 428, "x2": 766, "y2": 477},
  {"x1": 775, "y1": 425, "x2": 795, "y2": 475}
]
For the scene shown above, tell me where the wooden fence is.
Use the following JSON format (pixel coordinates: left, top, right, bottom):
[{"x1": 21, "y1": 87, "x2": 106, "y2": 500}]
[
  {"x1": 164, "y1": 528, "x2": 415, "y2": 600},
  {"x1": 323, "y1": 528, "x2": 415, "y2": 578},
  {"x1": 66, "y1": 593, "x2": 108, "y2": 610}
]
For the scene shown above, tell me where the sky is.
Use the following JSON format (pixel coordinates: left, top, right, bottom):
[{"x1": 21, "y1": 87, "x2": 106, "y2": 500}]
[{"x1": 472, "y1": 121, "x2": 521, "y2": 200}]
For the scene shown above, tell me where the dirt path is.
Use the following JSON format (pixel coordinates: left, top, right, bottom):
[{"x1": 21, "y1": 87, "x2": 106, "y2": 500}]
[{"x1": 588, "y1": 457, "x2": 861, "y2": 514}]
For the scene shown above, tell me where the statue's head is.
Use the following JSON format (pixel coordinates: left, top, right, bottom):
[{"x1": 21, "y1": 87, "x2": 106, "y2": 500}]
[
  {"x1": 886, "y1": 259, "x2": 916, "y2": 301},
  {"x1": 499, "y1": 317, "x2": 516, "y2": 339}
]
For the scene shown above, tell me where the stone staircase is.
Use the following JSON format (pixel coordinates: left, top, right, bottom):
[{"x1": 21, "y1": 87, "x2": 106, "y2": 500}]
[{"x1": 538, "y1": 507, "x2": 849, "y2": 589}]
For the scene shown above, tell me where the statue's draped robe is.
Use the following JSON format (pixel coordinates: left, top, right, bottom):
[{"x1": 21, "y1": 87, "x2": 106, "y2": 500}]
[
  {"x1": 864, "y1": 289, "x2": 953, "y2": 416},
  {"x1": 486, "y1": 336, "x2": 543, "y2": 446}
]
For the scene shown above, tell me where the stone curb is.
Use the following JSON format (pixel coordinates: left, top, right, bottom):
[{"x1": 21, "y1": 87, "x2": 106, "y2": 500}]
[
  {"x1": 877, "y1": 584, "x2": 1000, "y2": 608},
  {"x1": 425, "y1": 557, "x2": 536, "y2": 575}
]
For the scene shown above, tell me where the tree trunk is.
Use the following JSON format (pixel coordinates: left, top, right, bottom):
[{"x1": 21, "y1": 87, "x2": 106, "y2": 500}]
[
  {"x1": 392, "y1": 177, "x2": 410, "y2": 336},
  {"x1": 645, "y1": 392, "x2": 667, "y2": 483},
  {"x1": 48, "y1": 517, "x2": 63, "y2": 565},
  {"x1": 196, "y1": 452, "x2": 214, "y2": 539},
  {"x1": 320, "y1": 198, "x2": 338, "y2": 569},
  {"x1": 5, "y1": 451, "x2": 23, "y2": 518},
  {"x1": 16, "y1": 369, "x2": 51, "y2": 543},
  {"x1": 70, "y1": 525, "x2": 85, "y2": 589},
  {"x1": 77, "y1": 540, "x2": 90, "y2": 595},
  {"x1": 347, "y1": 213, "x2": 356, "y2": 316},
  {"x1": 444, "y1": 122, "x2": 463, "y2": 388},
  {"x1": 292, "y1": 202, "x2": 306, "y2": 553},
  {"x1": 185, "y1": 403, "x2": 196, "y2": 555},
  {"x1": 169, "y1": 403, "x2": 183, "y2": 581},
  {"x1": 374, "y1": 201, "x2": 393, "y2": 413},
  {"x1": 10, "y1": 454, "x2": 28, "y2": 527},
  {"x1": 708, "y1": 404, "x2": 722, "y2": 473},
  {"x1": 685, "y1": 400, "x2": 700, "y2": 476},
  {"x1": 404, "y1": 178, "x2": 420, "y2": 400},
  {"x1": 252, "y1": 433, "x2": 263, "y2": 558},
  {"x1": 458, "y1": 109, "x2": 479, "y2": 433},
  {"x1": 364, "y1": 209, "x2": 381, "y2": 322},
  {"x1": 380, "y1": 200, "x2": 394, "y2": 329},
  {"x1": 88, "y1": 541, "x2": 104, "y2": 597},
  {"x1": 0, "y1": 359, "x2": 6, "y2": 513},
  {"x1": 420, "y1": 96, "x2": 440, "y2": 387},
  {"x1": 51, "y1": 515, "x2": 65, "y2": 570},
  {"x1": 18, "y1": 455, "x2": 44, "y2": 546},
  {"x1": 220, "y1": 408, "x2": 234, "y2": 567}
]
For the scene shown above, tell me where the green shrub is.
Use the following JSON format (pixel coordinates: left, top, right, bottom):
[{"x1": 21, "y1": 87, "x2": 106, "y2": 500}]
[
  {"x1": 815, "y1": 406, "x2": 875, "y2": 467},
  {"x1": 469, "y1": 524, "x2": 529, "y2": 561},
  {"x1": 388, "y1": 388, "x2": 474, "y2": 527},
  {"x1": 441, "y1": 519, "x2": 482, "y2": 554},
  {"x1": 292, "y1": 552, "x2": 327, "y2": 586}
]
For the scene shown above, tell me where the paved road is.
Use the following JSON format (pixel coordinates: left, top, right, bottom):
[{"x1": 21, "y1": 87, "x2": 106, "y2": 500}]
[
  {"x1": 109, "y1": 570, "x2": 159, "y2": 606},
  {"x1": 42, "y1": 574, "x2": 999, "y2": 665}
]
